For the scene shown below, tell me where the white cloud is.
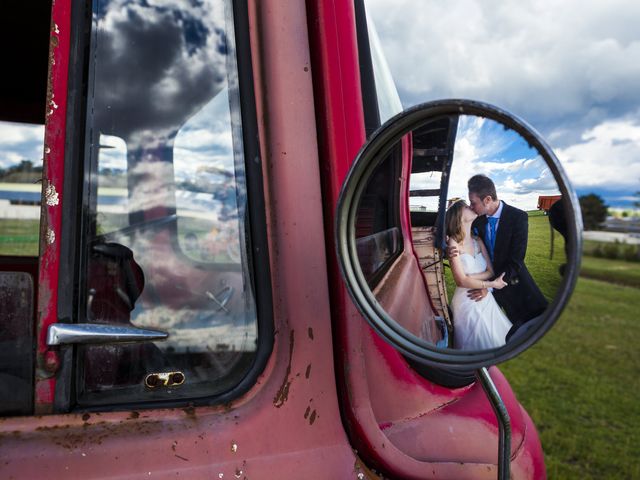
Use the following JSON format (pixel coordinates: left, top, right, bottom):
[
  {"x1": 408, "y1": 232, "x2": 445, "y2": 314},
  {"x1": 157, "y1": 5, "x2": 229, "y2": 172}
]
[
  {"x1": 556, "y1": 119, "x2": 640, "y2": 190},
  {"x1": 0, "y1": 122, "x2": 45, "y2": 169},
  {"x1": 366, "y1": 0, "x2": 640, "y2": 124},
  {"x1": 0, "y1": 122, "x2": 44, "y2": 146},
  {"x1": 176, "y1": 129, "x2": 232, "y2": 151},
  {"x1": 366, "y1": 0, "x2": 640, "y2": 197}
]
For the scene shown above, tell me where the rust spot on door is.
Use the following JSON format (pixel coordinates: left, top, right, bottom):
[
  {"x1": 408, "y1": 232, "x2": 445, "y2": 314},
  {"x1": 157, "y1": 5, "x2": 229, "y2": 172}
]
[{"x1": 273, "y1": 330, "x2": 294, "y2": 408}]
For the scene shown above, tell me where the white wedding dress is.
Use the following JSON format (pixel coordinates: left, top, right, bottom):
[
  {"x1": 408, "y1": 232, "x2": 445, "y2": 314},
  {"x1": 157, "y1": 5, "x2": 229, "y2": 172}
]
[{"x1": 451, "y1": 238, "x2": 512, "y2": 350}]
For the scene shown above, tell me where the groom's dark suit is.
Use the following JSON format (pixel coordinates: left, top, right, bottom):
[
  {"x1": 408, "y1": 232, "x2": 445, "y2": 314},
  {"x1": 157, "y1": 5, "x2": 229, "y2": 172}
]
[{"x1": 472, "y1": 202, "x2": 548, "y2": 332}]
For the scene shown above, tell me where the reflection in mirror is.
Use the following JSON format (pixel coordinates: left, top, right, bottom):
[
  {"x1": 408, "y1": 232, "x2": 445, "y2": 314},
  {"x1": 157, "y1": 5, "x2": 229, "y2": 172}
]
[{"x1": 355, "y1": 114, "x2": 565, "y2": 353}]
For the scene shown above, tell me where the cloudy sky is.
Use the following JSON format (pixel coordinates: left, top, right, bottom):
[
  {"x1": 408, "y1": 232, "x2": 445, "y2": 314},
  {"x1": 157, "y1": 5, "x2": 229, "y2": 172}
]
[
  {"x1": 367, "y1": 0, "x2": 640, "y2": 208},
  {"x1": 0, "y1": 122, "x2": 44, "y2": 171},
  {"x1": 410, "y1": 116, "x2": 557, "y2": 210},
  {"x1": 2, "y1": 0, "x2": 638, "y2": 210}
]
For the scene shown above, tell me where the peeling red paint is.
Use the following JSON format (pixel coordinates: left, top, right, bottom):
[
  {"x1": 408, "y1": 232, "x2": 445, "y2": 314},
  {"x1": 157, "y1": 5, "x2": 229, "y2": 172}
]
[{"x1": 34, "y1": 0, "x2": 72, "y2": 411}]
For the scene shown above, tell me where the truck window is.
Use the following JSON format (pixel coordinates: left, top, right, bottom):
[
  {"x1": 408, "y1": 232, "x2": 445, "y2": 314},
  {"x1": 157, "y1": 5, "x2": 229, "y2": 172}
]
[
  {"x1": 76, "y1": 0, "x2": 263, "y2": 407},
  {"x1": 0, "y1": 123, "x2": 43, "y2": 257}
]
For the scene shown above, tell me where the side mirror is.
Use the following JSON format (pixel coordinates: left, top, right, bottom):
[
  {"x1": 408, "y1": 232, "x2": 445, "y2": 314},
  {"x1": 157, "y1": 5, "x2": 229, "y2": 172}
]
[{"x1": 336, "y1": 99, "x2": 582, "y2": 371}]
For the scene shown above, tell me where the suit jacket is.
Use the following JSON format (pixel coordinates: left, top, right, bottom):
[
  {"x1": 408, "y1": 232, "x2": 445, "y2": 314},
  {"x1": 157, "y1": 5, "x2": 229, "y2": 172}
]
[{"x1": 472, "y1": 202, "x2": 548, "y2": 325}]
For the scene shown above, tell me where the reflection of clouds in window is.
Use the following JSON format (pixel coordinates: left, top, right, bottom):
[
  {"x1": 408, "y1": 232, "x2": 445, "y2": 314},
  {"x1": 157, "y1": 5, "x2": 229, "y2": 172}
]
[
  {"x1": 174, "y1": 90, "x2": 234, "y2": 181},
  {"x1": 132, "y1": 306, "x2": 257, "y2": 353},
  {"x1": 93, "y1": 0, "x2": 228, "y2": 144},
  {"x1": 127, "y1": 161, "x2": 177, "y2": 213},
  {"x1": 0, "y1": 122, "x2": 44, "y2": 169},
  {"x1": 98, "y1": 134, "x2": 127, "y2": 171},
  {"x1": 96, "y1": 135, "x2": 128, "y2": 231},
  {"x1": 450, "y1": 116, "x2": 560, "y2": 210},
  {"x1": 173, "y1": 87, "x2": 243, "y2": 264},
  {"x1": 81, "y1": 0, "x2": 258, "y2": 403},
  {"x1": 107, "y1": 228, "x2": 256, "y2": 352}
]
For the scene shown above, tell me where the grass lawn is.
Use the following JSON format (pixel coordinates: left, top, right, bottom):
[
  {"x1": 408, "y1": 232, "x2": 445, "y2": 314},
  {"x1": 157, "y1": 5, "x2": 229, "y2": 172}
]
[
  {"x1": 580, "y1": 256, "x2": 640, "y2": 288},
  {"x1": 0, "y1": 218, "x2": 40, "y2": 256},
  {"x1": 442, "y1": 210, "x2": 640, "y2": 478},
  {"x1": 501, "y1": 215, "x2": 640, "y2": 479},
  {"x1": 501, "y1": 277, "x2": 640, "y2": 479}
]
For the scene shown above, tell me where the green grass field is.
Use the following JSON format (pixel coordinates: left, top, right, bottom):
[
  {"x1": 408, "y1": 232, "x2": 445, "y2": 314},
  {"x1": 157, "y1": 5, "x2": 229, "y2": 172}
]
[
  {"x1": 443, "y1": 211, "x2": 640, "y2": 478},
  {"x1": 499, "y1": 213, "x2": 639, "y2": 479},
  {"x1": 580, "y1": 256, "x2": 640, "y2": 288},
  {"x1": 0, "y1": 219, "x2": 40, "y2": 256},
  {"x1": 501, "y1": 277, "x2": 640, "y2": 479}
]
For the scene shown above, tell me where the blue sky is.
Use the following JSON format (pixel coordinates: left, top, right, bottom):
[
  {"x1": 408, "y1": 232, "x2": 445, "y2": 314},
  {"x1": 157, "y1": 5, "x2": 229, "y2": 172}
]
[
  {"x1": 367, "y1": 0, "x2": 640, "y2": 209},
  {"x1": 448, "y1": 116, "x2": 559, "y2": 211},
  {"x1": 410, "y1": 116, "x2": 559, "y2": 211}
]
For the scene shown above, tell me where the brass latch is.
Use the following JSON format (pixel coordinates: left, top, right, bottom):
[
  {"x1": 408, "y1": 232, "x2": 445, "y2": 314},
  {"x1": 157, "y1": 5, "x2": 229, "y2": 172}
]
[{"x1": 144, "y1": 371, "x2": 185, "y2": 389}]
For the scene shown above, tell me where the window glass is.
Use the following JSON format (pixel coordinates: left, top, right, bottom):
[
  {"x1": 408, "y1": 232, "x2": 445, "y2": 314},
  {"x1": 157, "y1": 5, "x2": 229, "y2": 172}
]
[
  {"x1": 0, "y1": 122, "x2": 43, "y2": 256},
  {"x1": 79, "y1": 0, "x2": 258, "y2": 406},
  {"x1": 173, "y1": 90, "x2": 241, "y2": 264},
  {"x1": 364, "y1": 4, "x2": 403, "y2": 124},
  {"x1": 410, "y1": 171, "x2": 442, "y2": 213},
  {"x1": 95, "y1": 134, "x2": 128, "y2": 235},
  {"x1": 355, "y1": 145, "x2": 402, "y2": 286}
]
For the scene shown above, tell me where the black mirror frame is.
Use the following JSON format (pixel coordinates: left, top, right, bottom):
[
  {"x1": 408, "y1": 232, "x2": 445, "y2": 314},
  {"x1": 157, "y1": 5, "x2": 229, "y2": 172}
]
[{"x1": 336, "y1": 99, "x2": 583, "y2": 370}]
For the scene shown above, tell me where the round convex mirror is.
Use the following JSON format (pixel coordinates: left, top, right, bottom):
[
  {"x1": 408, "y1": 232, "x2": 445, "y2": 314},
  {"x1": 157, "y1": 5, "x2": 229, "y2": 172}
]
[{"x1": 336, "y1": 100, "x2": 582, "y2": 370}]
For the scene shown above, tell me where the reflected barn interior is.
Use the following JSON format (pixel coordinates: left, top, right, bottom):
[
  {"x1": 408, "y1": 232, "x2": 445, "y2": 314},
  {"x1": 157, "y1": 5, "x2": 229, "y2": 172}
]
[
  {"x1": 78, "y1": 0, "x2": 258, "y2": 406},
  {"x1": 355, "y1": 114, "x2": 565, "y2": 353}
]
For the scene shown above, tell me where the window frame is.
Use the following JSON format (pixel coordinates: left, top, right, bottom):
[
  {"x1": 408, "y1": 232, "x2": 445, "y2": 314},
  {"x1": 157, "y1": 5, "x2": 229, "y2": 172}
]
[{"x1": 55, "y1": 0, "x2": 273, "y2": 413}]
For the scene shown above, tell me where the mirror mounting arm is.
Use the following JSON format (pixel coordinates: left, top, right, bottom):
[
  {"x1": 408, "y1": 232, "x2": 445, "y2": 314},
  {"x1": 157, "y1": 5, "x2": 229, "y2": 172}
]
[{"x1": 476, "y1": 367, "x2": 512, "y2": 480}]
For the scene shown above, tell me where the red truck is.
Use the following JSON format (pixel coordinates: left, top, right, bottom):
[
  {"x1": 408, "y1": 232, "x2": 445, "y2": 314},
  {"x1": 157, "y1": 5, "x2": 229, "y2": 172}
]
[
  {"x1": 0, "y1": 1, "x2": 582, "y2": 478},
  {"x1": 537, "y1": 195, "x2": 562, "y2": 214}
]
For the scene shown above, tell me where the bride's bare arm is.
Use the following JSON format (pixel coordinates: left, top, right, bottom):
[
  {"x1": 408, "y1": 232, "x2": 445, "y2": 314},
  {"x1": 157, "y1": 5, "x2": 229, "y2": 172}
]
[{"x1": 468, "y1": 270, "x2": 494, "y2": 280}]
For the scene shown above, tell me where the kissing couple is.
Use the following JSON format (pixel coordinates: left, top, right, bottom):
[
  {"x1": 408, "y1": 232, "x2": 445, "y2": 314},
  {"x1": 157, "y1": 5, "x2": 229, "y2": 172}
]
[{"x1": 445, "y1": 174, "x2": 548, "y2": 350}]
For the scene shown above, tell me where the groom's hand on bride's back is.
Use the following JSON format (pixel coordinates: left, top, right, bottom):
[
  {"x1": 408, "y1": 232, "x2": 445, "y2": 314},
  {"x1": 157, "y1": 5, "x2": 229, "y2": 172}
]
[
  {"x1": 468, "y1": 273, "x2": 507, "y2": 301},
  {"x1": 446, "y1": 244, "x2": 460, "y2": 258},
  {"x1": 467, "y1": 288, "x2": 488, "y2": 301}
]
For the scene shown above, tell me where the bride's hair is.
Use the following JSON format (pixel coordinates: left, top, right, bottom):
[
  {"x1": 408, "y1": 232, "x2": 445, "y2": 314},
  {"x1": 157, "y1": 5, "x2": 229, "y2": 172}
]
[{"x1": 445, "y1": 199, "x2": 466, "y2": 243}]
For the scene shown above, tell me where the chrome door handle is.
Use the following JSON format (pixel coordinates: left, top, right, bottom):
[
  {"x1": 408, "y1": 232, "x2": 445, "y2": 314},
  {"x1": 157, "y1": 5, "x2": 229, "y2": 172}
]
[{"x1": 47, "y1": 323, "x2": 168, "y2": 346}]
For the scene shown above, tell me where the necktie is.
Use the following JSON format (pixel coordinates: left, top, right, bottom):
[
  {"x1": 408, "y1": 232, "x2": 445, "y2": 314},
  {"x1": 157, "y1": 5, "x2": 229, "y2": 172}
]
[{"x1": 487, "y1": 217, "x2": 498, "y2": 260}]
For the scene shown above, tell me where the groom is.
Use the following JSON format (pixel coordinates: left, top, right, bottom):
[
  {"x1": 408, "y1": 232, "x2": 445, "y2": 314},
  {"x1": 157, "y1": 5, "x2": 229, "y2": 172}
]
[{"x1": 464, "y1": 174, "x2": 548, "y2": 340}]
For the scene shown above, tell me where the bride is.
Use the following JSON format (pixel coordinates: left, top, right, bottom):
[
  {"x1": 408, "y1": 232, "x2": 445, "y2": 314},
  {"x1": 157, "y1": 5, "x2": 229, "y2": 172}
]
[{"x1": 445, "y1": 199, "x2": 512, "y2": 350}]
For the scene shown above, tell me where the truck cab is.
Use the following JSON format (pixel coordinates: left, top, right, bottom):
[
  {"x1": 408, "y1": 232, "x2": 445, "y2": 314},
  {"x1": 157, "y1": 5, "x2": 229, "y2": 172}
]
[{"x1": 0, "y1": 1, "x2": 583, "y2": 478}]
